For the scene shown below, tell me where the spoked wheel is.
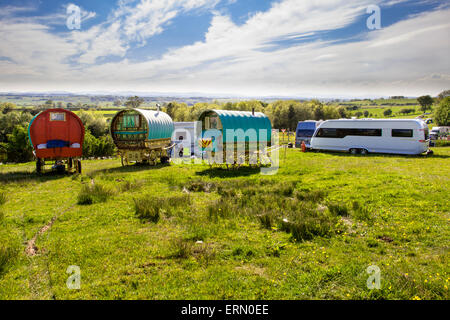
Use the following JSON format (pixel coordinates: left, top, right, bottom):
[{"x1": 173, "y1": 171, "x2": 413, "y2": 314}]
[
  {"x1": 148, "y1": 150, "x2": 158, "y2": 166},
  {"x1": 350, "y1": 148, "x2": 359, "y2": 155},
  {"x1": 360, "y1": 149, "x2": 369, "y2": 155},
  {"x1": 236, "y1": 154, "x2": 246, "y2": 168},
  {"x1": 205, "y1": 151, "x2": 215, "y2": 167},
  {"x1": 36, "y1": 158, "x2": 43, "y2": 174},
  {"x1": 249, "y1": 153, "x2": 260, "y2": 168},
  {"x1": 260, "y1": 152, "x2": 272, "y2": 166},
  {"x1": 121, "y1": 155, "x2": 129, "y2": 167},
  {"x1": 75, "y1": 160, "x2": 82, "y2": 174}
]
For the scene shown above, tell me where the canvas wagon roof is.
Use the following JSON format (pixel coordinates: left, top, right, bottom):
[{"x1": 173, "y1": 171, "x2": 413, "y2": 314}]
[
  {"x1": 199, "y1": 109, "x2": 272, "y2": 143},
  {"x1": 111, "y1": 108, "x2": 174, "y2": 141}
]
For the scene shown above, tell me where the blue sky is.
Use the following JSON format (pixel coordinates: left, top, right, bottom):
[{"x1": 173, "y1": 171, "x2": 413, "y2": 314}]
[{"x1": 0, "y1": 0, "x2": 449, "y2": 97}]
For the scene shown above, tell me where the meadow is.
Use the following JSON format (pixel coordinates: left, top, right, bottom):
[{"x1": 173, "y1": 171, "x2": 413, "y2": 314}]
[{"x1": 0, "y1": 148, "x2": 448, "y2": 300}]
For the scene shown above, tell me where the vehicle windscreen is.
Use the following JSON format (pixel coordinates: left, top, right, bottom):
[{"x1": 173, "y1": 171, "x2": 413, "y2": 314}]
[{"x1": 297, "y1": 129, "x2": 315, "y2": 137}]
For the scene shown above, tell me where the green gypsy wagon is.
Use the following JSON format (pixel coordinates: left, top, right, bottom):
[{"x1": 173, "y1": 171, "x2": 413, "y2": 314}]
[
  {"x1": 198, "y1": 109, "x2": 272, "y2": 166},
  {"x1": 110, "y1": 108, "x2": 174, "y2": 166}
]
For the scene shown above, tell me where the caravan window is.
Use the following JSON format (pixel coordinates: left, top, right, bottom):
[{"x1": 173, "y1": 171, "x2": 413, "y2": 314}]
[
  {"x1": 316, "y1": 128, "x2": 340, "y2": 138},
  {"x1": 50, "y1": 113, "x2": 66, "y2": 121},
  {"x1": 392, "y1": 129, "x2": 413, "y2": 138},
  {"x1": 344, "y1": 129, "x2": 382, "y2": 137},
  {"x1": 316, "y1": 128, "x2": 382, "y2": 138}
]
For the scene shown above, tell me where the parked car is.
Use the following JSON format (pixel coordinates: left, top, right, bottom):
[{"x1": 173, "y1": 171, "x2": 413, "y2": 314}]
[{"x1": 295, "y1": 121, "x2": 322, "y2": 148}]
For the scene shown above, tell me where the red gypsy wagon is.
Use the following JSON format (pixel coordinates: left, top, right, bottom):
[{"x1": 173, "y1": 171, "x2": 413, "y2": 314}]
[{"x1": 28, "y1": 109, "x2": 85, "y2": 173}]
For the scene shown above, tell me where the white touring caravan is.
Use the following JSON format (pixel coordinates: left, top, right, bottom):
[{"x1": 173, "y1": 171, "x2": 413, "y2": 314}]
[
  {"x1": 310, "y1": 119, "x2": 431, "y2": 155},
  {"x1": 172, "y1": 122, "x2": 200, "y2": 157}
]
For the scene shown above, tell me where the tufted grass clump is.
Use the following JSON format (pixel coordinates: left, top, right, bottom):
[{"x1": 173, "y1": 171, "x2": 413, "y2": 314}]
[
  {"x1": 0, "y1": 192, "x2": 6, "y2": 206},
  {"x1": 134, "y1": 197, "x2": 161, "y2": 224},
  {"x1": 327, "y1": 203, "x2": 349, "y2": 217},
  {"x1": 0, "y1": 245, "x2": 18, "y2": 277},
  {"x1": 77, "y1": 183, "x2": 115, "y2": 205},
  {"x1": 280, "y1": 205, "x2": 341, "y2": 242},
  {"x1": 134, "y1": 194, "x2": 191, "y2": 223}
]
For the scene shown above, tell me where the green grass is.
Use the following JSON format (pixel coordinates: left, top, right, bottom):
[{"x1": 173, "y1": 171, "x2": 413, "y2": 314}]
[{"x1": 0, "y1": 148, "x2": 448, "y2": 300}]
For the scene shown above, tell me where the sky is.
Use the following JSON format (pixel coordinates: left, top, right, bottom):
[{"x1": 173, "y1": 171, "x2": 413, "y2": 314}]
[{"x1": 0, "y1": 0, "x2": 449, "y2": 98}]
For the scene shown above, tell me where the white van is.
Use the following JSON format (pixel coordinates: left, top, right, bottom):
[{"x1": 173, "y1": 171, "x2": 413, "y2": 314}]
[
  {"x1": 310, "y1": 119, "x2": 430, "y2": 155},
  {"x1": 172, "y1": 122, "x2": 200, "y2": 157}
]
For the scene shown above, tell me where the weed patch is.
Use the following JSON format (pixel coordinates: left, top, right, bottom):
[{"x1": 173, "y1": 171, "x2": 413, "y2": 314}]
[
  {"x1": 0, "y1": 245, "x2": 18, "y2": 277},
  {"x1": 185, "y1": 180, "x2": 216, "y2": 193},
  {"x1": 352, "y1": 201, "x2": 374, "y2": 223},
  {"x1": 77, "y1": 183, "x2": 115, "y2": 205},
  {"x1": 327, "y1": 203, "x2": 349, "y2": 217},
  {"x1": 134, "y1": 194, "x2": 191, "y2": 222},
  {"x1": 294, "y1": 189, "x2": 326, "y2": 202},
  {"x1": 280, "y1": 205, "x2": 343, "y2": 242},
  {"x1": 0, "y1": 192, "x2": 6, "y2": 206}
]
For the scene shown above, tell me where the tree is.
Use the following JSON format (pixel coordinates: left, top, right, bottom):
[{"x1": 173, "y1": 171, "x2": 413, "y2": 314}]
[
  {"x1": 5, "y1": 125, "x2": 34, "y2": 163},
  {"x1": 0, "y1": 102, "x2": 16, "y2": 114},
  {"x1": 125, "y1": 96, "x2": 144, "y2": 109},
  {"x1": 417, "y1": 95, "x2": 434, "y2": 113},
  {"x1": 313, "y1": 104, "x2": 325, "y2": 121},
  {"x1": 113, "y1": 100, "x2": 122, "y2": 107},
  {"x1": 383, "y1": 109, "x2": 393, "y2": 117},
  {"x1": 337, "y1": 107, "x2": 347, "y2": 118},
  {"x1": 434, "y1": 97, "x2": 450, "y2": 126},
  {"x1": 436, "y1": 90, "x2": 450, "y2": 103},
  {"x1": 44, "y1": 100, "x2": 55, "y2": 109},
  {"x1": 364, "y1": 110, "x2": 369, "y2": 117},
  {"x1": 78, "y1": 110, "x2": 108, "y2": 138}
]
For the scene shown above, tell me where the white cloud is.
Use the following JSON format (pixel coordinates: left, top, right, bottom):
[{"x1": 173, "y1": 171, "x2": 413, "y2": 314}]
[{"x1": 0, "y1": 0, "x2": 449, "y2": 97}]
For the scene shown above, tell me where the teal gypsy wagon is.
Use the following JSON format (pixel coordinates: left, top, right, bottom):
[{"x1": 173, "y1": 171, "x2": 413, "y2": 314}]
[
  {"x1": 110, "y1": 108, "x2": 174, "y2": 166},
  {"x1": 198, "y1": 109, "x2": 272, "y2": 166}
]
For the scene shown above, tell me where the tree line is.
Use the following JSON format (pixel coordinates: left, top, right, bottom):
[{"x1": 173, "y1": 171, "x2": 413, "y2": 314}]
[{"x1": 0, "y1": 93, "x2": 449, "y2": 164}]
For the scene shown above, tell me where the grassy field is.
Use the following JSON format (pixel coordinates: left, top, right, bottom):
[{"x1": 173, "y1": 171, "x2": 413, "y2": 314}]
[{"x1": 0, "y1": 148, "x2": 449, "y2": 300}]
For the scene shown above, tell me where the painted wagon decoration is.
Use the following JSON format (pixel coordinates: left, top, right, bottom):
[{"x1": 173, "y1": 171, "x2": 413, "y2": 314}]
[
  {"x1": 28, "y1": 109, "x2": 85, "y2": 173},
  {"x1": 110, "y1": 108, "x2": 174, "y2": 166},
  {"x1": 198, "y1": 109, "x2": 272, "y2": 166}
]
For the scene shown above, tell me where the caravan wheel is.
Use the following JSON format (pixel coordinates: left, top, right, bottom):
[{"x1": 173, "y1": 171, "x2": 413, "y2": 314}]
[
  {"x1": 360, "y1": 149, "x2": 369, "y2": 155},
  {"x1": 36, "y1": 158, "x2": 43, "y2": 174},
  {"x1": 76, "y1": 160, "x2": 82, "y2": 174},
  {"x1": 350, "y1": 148, "x2": 358, "y2": 155}
]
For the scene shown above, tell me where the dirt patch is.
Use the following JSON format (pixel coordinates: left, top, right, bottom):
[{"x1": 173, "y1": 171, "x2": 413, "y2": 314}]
[
  {"x1": 25, "y1": 205, "x2": 75, "y2": 256},
  {"x1": 377, "y1": 235, "x2": 394, "y2": 243},
  {"x1": 235, "y1": 265, "x2": 267, "y2": 278}
]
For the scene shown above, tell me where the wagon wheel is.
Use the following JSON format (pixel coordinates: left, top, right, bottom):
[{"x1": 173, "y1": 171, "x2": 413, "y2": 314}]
[
  {"x1": 36, "y1": 158, "x2": 43, "y2": 174},
  {"x1": 236, "y1": 154, "x2": 246, "y2": 167},
  {"x1": 160, "y1": 149, "x2": 170, "y2": 164},
  {"x1": 75, "y1": 160, "x2": 82, "y2": 174},
  {"x1": 260, "y1": 151, "x2": 272, "y2": 166},
  {"x1": 148, "y1": 150, "x2": 158, "y2": 166},
  {"x1": 249, "y1": 153, "x2": 259, "y2": 167},
  {"x1": 121, "y1": 154, "x2": 129, "y2": 167},
  {"x1": 224, "y1": 152, "x2": 235, "y2": 168},
  {"x1": 205, "y1": 151, "x2": 214, "y2": 167}
]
